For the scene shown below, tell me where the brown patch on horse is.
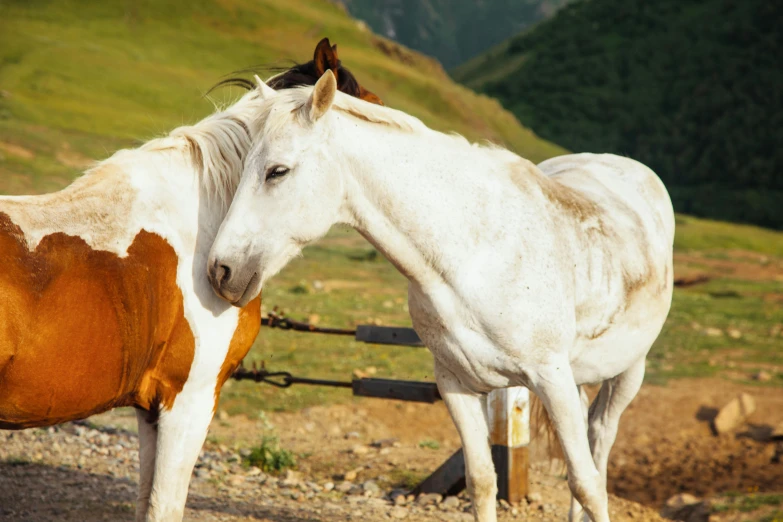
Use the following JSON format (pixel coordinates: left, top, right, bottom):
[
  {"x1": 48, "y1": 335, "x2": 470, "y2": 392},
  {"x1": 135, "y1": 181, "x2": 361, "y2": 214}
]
[
  {"x1": 0, "y1": 213, "x2": 195, "y2": 429},
  {"x1": 214, "y1": 296, "x2": 261, "y2": 410}
]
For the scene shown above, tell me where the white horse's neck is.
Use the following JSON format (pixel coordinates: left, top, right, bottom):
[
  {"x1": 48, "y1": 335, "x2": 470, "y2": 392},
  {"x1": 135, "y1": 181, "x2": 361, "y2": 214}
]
[{"x1": 336, "y1": 114, "x2": 545, "y2": 288}]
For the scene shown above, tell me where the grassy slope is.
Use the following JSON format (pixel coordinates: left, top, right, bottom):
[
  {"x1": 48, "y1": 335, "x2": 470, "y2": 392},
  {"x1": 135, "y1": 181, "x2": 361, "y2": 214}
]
[
  {"x1": 453, "y1": 0, "x2": 783, "y2": 229},
  {"x1": 0, "y1": 0, "x2": 565, "y2": 196}
]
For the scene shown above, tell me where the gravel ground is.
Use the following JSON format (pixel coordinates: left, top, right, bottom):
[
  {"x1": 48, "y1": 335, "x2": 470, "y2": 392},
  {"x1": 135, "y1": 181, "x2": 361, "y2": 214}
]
[{"x1": 0, "y1": 420, "x2": 664, "y2": 522}]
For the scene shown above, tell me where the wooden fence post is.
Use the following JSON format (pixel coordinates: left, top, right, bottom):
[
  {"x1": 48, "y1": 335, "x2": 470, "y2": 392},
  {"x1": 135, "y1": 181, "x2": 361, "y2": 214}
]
[{"x1": 487, "y1": 386, "x2": 530, "y2": 503}]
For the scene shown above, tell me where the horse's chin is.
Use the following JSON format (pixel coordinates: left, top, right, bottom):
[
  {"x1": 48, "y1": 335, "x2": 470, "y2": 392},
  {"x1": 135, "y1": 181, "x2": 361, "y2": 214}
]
[{"x1": 232, "y1": 272, "x2": 261, "y2": 308}]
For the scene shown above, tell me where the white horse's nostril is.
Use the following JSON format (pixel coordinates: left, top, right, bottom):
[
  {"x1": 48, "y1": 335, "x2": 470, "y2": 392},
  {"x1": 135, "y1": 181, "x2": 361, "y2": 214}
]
[{"x1": 217, "y1": 264, "x2": 231, "y2": 286}]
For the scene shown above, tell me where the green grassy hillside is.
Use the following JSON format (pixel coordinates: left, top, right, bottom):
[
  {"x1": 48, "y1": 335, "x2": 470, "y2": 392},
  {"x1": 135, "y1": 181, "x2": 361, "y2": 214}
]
[
  {"x1": 454, "y1": 0, "x2": 783, "y2": 229},
  {"x1": 0, "y1": 0, "x2": 566, "y2": 196},
  {"x1": 341, "y1": 0, "x2": 572, "y2": 68}
]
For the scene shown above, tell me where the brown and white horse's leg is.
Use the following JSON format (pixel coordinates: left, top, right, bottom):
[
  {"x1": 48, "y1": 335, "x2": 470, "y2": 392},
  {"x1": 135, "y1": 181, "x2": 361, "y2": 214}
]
[
  {"x1": 145, "y1": 388, "x2": 215, "y2": 521},
  {"x1": 534, "y1": 360, "x2": 610, "y2": 522},
  {"x1": 135, "y1": 409, "x2": 158, "y2": 522},
  {"x1": 434, "y1": 362, "x2": 498, "y2": 522}
]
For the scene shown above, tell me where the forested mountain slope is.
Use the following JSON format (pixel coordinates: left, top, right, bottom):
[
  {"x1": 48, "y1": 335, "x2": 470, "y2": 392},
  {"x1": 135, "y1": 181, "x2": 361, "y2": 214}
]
[
  {"x1": 340, "y1": 0, "x2": 572, "y2": 68},
  {"x1": 454, "y1": 0, "x2": 783, "y2": 229}
]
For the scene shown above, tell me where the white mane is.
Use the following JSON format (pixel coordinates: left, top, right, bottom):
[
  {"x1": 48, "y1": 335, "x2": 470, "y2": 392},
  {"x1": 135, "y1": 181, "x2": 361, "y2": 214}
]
[
  {"x1": 257, "y1": 85, "x2": 520, "y2": 164},
  {"x1": 140, "y1": 88, "x2": 267, "y2": 207},
  {"x1": 258, "y1": 85, "x2": 429, "y2": 137}
]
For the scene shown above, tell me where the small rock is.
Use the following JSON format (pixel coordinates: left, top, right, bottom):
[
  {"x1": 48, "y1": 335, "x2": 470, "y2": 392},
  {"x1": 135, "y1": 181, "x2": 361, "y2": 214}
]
[
  {"x1": 344, "y1": 431, "x2": 361, "y2": 439},
  {"x1": 217, "y1": 410, "x2": 230, "y2": 421},
  {"x1": 362, "y1": 480, "x2": 380, "y2": 493},
  {"x1": 727, "y1": 328, "x2": 742, "y2": 339},
  {"x1": 336, "y1": 481, "x2": 354, "y2": 493},
  {"x1": 323, "y1": 481, "x2": 335, "y2": 491},
  {"x1": 660, "y1": 493, "x2": 704, "y2": 520},
  {"x1": 664, "y1": 493, "x2": 701, "y2": 510},
  {"x1": 228, "y1": 475, "x2": 245, "y2": 487},
  {"x1": 371, "y1": 438, "x2": 398, "y2": 449},
  {"x1": 246, "y1": 466, "x2": 262, "y2": 476},
  {"x1": 771, "y1": 422, "x2": 783, "y2": 440},
  {"x1": 390, "y1": 506, "x2": 408, "y2": 519},
  {"x1": 343, "y1": 469, "x2": 359, "y2": 481},
  {"x1": 308, "y1": 314, "x2": 320, "y2": 325},
  {"x1": 527, "y1": 492, "x2": 543, "y2": 503},
  {"x1": 417, "y1": 492, "x2": 442, "y2": 506},
  {"x1": 440, "y1": 496, "x2": 460, "y2": 510},
  {"x1": 283, "y1": 469, "x2": 301, "y2": 483},
  {"x1": 389, "y1": 488, "x2": 407, "y2": 503},
  {"x1": 351, "y1": 445, "x2": 369, "y2": 455},
  {"x1": 713, "y1": 393, "x2": 756, "y2": 433},
  {"x1": 753, "y1": 370, "x2": 772, "y2": 382},
  {"x1": 703, "y1": 327, "x2": 723, "y2": 337}
]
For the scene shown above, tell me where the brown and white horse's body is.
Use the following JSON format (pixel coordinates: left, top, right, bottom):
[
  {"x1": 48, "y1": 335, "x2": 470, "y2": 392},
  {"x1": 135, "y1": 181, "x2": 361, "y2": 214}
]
[
  {"x1": 0, "y1": 90, "x2": 264, "y2": 520},
  {"x1": 0, "y1": 39, "x2": 381, "y2": 521}
]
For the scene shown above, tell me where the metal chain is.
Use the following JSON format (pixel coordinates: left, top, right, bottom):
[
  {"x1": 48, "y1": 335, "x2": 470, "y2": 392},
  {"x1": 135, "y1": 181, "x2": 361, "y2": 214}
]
[
  {"x1": 261, "y1": 308, "x2": 356, "y2": 336},
  {"x1": 231, "y1": 362, "x2": 352, "y2": 389}
]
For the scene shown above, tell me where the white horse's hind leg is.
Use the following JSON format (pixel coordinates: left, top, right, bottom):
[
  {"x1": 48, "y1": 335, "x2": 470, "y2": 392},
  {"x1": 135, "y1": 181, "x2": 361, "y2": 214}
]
[
  {"x1": 434, "y1": 362, "x2": 498, "y2": 522},
  {"x1": 569, "y1": 386, "x2": 591, "y2": 522},
  {"x1": 534, "y1": 362, "x2": 610, "y2": 522},
  {"x1": 587, "y1": 358, "x2": 646, "y2": 496},
  {"x1": 146, "y1": 390, "x2": 215, "y2": 521},
  {"x1": 135, "y1": 409, "x2": 158, "y2": 522}
]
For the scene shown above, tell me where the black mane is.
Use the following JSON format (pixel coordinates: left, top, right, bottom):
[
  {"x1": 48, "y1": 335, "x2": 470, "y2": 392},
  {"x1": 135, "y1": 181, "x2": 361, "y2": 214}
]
[{"x1": 208, "y1": 60, "x2": 363, "y2": 97}]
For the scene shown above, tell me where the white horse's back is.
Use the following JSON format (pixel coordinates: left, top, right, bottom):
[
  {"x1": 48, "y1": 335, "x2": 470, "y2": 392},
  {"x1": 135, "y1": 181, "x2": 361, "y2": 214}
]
[
  {"x1": 537, "y1": 153, "x2": 675, "y2": 383},
  {"x1": 539, "y1": 153, "x2": 675, "y2": 245}
]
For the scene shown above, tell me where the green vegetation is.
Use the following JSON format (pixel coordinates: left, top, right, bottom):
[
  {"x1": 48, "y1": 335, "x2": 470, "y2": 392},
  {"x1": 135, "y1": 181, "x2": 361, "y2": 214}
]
[
  {"x1": 341, "y1": 0, "x2": 572, "y2": 68},
  {"x1": 0, "y1": 0, "x2": 565, "y2": 196},
  {"x1": 388, "y1": 468, "x2": 429, "y2": 490},
  {"x1": 454, "y1": 0, "x2": 783, "y2": 229},
  {"x1": 712, "y1": 491, "x2": 783, "y2": 521},
  {"x1": 243, "y1": 436, "x2": 297, "y2": 473},
  {"x1": 418, "y1": 439, "x2": 441, "y2": 450}
]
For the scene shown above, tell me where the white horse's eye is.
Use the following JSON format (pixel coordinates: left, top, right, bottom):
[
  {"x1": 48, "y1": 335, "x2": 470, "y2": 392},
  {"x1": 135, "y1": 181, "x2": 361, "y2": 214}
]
[{"x1": 265, "y1": 165, "x2": 290, "y2": 181}]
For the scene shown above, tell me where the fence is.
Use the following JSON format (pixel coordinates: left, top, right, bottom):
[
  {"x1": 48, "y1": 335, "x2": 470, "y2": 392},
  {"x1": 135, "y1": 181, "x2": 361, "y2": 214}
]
[{"x1": 232, "y1": 310, "x2": 530, "y2": 501}]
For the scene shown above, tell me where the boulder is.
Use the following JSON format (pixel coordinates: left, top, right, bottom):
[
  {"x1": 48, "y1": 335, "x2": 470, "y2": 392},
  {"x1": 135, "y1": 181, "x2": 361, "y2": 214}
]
[{"x1": 713, "y1": 393, "x2": 756, "y2": 434}]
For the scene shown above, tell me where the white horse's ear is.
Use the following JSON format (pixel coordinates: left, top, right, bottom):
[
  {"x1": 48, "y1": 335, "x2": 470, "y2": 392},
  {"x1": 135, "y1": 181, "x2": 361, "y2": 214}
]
[
  {"x1": 254, "y1": 75, "x2": 277, "y2": 99},
  {"x1": 307, "y1": 70, "x2": 337, "y2": 122}
]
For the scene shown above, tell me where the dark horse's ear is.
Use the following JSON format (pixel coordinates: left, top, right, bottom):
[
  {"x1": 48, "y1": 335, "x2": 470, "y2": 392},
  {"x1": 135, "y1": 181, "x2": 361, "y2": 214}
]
[{"x1": 314, "y1": 37, "x2": 339, "y2": 77}]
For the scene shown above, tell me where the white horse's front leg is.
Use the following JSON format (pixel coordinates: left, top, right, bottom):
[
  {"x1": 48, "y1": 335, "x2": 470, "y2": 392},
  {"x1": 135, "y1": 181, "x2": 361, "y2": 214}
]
[
  {"x1": 135, "y1": 409, "x2": 158, "y2": 522},
  {"x1": 435, "y1": 362, "x2": 497, "y2": 522},
  {"x1": 534, "y1": 361, "x2": 610, "y2": 522},
  {"x1": 145, "y1": 389, "x2": 215, "y2": 521}
]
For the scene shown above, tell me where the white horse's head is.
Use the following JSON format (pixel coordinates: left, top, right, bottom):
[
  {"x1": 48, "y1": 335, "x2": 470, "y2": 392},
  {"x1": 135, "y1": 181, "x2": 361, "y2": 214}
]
[{"x1": 208, "y1": 71, "x2": 343, "y2": 305}]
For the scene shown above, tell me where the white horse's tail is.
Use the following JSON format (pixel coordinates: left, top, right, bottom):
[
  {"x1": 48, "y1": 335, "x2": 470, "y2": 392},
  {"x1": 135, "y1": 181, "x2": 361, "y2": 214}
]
[{"x1": 530, "y1": 393, "x2": 563, "y2": 462}]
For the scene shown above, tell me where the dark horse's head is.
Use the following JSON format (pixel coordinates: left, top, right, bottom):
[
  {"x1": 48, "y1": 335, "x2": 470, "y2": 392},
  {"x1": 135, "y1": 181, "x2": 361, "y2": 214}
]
[{"x1": 213, "y1": 38, "x2": 383, "y2": 105}]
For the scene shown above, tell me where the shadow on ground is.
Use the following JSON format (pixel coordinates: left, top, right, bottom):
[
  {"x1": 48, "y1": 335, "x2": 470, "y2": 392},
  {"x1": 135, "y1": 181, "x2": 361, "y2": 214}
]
[{"x1": 0, "y1": 461, "x2": 321, "y2": 522}]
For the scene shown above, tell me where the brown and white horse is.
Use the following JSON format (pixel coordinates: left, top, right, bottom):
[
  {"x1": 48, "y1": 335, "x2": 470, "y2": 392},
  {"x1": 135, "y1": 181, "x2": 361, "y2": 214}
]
[{"x1": 0, "y1": 39, "x2": 380, "y2": 521}]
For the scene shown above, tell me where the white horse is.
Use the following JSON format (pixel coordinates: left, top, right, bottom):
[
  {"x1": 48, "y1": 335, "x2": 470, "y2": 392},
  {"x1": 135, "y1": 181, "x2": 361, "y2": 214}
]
[{"x1": 208, "y1": 71, "x2": 675, "y2": 522}]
